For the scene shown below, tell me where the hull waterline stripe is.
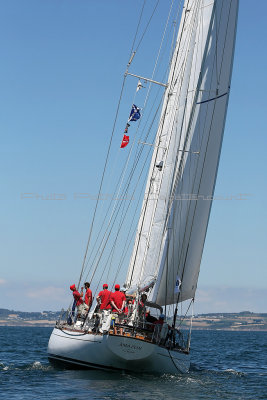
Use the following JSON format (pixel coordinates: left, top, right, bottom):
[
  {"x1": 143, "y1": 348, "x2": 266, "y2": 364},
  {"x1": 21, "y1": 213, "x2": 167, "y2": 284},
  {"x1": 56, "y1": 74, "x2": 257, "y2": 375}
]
[
  {"x1": 196, "y1": 91, "x2": 228, "y2": 104},
  {"x1": 48, "y1": 353, "x2": 126, "y2": 372}
]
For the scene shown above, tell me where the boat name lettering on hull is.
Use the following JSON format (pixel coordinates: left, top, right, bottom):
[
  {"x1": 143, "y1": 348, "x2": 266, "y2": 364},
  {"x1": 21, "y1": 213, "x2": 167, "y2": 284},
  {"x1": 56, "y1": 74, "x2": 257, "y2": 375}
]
[{"x1": 119, "y1": 342, "x2": 142, "y2": 351}]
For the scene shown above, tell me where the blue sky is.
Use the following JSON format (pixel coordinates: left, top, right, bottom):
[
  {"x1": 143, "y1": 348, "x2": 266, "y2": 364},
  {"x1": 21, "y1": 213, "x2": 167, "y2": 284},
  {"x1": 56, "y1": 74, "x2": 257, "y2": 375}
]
[{"x1": 0, "y1": 0, "x2": 266, "y2": 313}]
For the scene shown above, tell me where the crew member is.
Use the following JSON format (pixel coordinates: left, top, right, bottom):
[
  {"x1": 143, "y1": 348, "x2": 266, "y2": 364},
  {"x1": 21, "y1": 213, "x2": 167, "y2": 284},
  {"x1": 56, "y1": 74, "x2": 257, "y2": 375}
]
[
  {"x1": 145, "y1": 309, "x2": 158, "y2": 328},
  {"x1": 97, "y1": 284, "x2": 112, "y2": 333},
  {"x1": 110, "y1": 284, "x2": 126, "y2": 334},
  {"x1": 138, "y1": 293, "x2": 147, "y2": 320},
  {"x1": 70, "y1": 284, "x2": 84, "y2": 319},
  {"x1": 97, "y1": 284, "x2": 112, "y2": 311},
  {"x1": 153, "y1": 314, "x2": 168, "y2": 344},
  {"x1": 84, "y1": 282, "x2": 92, "y2": 312}
]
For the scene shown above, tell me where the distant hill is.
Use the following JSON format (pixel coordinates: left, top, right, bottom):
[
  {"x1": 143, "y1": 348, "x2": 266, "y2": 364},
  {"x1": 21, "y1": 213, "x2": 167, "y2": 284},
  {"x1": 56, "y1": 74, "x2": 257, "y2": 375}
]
[
  {"x1": 0, "y1": 309, "x2": 266, "y2": 330},
  {"x1": 0, "y1": 308, "x2": 62, "y2": 326}
]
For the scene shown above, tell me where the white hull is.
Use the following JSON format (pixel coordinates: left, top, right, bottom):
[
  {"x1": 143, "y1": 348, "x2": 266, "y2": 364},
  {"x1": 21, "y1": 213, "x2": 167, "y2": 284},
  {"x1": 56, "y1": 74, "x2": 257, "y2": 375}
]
[{"x1": 48, "y1": 327, "x2": 190, "y2": 374}]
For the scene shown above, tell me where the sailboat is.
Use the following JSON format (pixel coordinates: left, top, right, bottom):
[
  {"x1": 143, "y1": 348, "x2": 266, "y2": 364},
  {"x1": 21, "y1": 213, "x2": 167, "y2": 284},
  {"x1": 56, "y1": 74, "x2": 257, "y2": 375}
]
[{"x1": 48, "y1": 0, "x2": 239, "y2": 374}]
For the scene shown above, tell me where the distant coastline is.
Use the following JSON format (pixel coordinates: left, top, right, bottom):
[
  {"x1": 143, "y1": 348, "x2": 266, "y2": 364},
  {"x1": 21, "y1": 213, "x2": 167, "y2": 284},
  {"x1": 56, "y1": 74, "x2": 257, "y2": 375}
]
[{"x1": 0, "y1": 309, "x2": 266, "y2": 331}]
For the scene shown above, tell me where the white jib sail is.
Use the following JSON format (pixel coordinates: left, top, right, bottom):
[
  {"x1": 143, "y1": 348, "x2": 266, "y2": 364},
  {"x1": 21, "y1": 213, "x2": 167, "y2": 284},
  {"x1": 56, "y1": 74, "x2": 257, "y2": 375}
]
[{"x1": 125, "y1": 0, "x2": 239, "y2": 306}]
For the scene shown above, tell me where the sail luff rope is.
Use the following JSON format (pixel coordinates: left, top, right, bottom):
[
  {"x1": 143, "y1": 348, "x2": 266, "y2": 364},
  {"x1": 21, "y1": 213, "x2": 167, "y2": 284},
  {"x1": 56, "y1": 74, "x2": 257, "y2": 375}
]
[
  {"x1": 128, "y1": 1, "x2": 179, "y2": 285},
  {"x1": 170, "y1": 0, "x2": 205, "y2": 307},
  {"x1": 171, "y1": 2, "x2": 217, "y2": 314},
  {"x1": 192, "y1": 0, "x2": 238, "y2": 297},
  {"x1": 168, "y1": 1, "x2": 206, "y2": 300},
  {"x1": 172, "y1": 0, "x2": 233, "y2": 312},
  {"x1": 147, "y1": 0, "x2": 213, "y2": 309},
  {"x1": 132, "y1": 0, "x2": 201, "y2": 289},
  {"x1": 127, "y1": 0, "x2": 197, "y2": 287}
]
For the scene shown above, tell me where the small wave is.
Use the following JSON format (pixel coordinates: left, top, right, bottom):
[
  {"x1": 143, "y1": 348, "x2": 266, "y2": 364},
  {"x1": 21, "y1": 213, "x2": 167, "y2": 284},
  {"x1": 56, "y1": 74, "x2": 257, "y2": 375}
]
[
  {"x1": 26, "y1": 361, "x2": 52, "y2": 371},
  {"x1": 0, "y1": 363, "x2": 9, "y2": 371},
  {"x1": 223, "y1": 368, "x2": 245, "y2": 376}
]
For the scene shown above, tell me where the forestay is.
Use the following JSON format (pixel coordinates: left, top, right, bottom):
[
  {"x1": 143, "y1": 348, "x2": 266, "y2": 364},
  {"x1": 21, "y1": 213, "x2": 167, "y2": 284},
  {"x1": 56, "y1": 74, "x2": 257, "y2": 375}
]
[{"x1": 125, "y1": 0, "x2": 239, "y2": 306}]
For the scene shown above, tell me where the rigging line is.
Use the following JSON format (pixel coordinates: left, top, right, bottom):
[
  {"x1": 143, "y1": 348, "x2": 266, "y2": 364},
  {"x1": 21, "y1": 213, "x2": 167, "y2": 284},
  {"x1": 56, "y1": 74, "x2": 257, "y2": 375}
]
[
  {"x1": 84, "y1": 100, "x2": 160, "y2": 280},
  {"x1": 108, "y1": 172, "x2": 148, "y2": 289},
  {"x1": 168, "y1": 0, "x2": 183, "y2": 66},
  {"x1": 127, "y1": 0, "x2": 180, "y2": 175},
  {"x1": 83, "y1": 92, "x2": 164, "y2": 283},
  {"x1": 77, "y1": 74, "x2": 127, "y2": 288},
  {"x1": 126, "y1": 24, "x2": 194, "y2": 285},
  {"x1": 85, "y1": 118, "x2": 139, "y2": 272},
  {"x1": 135, "y1": 0, "x2": 160, "y2": 54},
  {"x1": 176, "y1": 298, "x2": 193, "y2": 327},
  {"x1": 110, "y1": 102, "x2": 165, "y2": 282},
  {"x1": 142, "y1": 0, "x2": 201, "y2": 236},
  {"x1": 84, "y1": 34, "x2": 170, "y2": 281},
  {"x1": 84, "y1": 1, "x2": 179, "y2": 286},
  {"x1": 83, "y1": 82, "x2": 162, "y2": 277},
  {"x1": 166, "y1": 0, "x2": 211, "y2": 225},
  {"x1": 92, "y1": 146, "x2": 152, "y2": 299},
  {"x1": 112, "y1": 147, "x2": 154, "y2": 283},
  {"x1": 83, "y1": 96, "x2": 155, "y2": 277},
  {"x1": 87, "y1": 100, "x2": 164, "y2": 284},
  {"x1": 151, "y1": 0, "x2": 175, "y2": 81},
  {"x1": 78, "y1": 0, "x2": 150, "y2": 285},
  {"x1": 129, "y1": 0, "x2": 147, "y2": 57},
  {"x1": 86, "y1": 80, "x2": 165, "y2": 282},
  {"x1": 129, "y1": 0, "x2": 174, "y2": 168},
  {"x1": 171, "y1": 0, "x2": 201, "y2": 90}
]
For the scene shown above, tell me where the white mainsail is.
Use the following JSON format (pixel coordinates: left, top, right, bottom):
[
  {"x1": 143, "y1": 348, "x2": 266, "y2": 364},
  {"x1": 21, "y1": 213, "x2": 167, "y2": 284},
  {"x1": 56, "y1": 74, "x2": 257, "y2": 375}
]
[{"x1": 125, "y1": 0, "x2": 239, "y2": 306}]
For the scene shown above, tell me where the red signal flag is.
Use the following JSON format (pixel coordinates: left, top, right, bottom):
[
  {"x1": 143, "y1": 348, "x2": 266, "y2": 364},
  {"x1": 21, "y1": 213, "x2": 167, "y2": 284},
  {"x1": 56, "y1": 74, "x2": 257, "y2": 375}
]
[{"x1": 120, "y1": 134, "x2": 129, "y2": 148}]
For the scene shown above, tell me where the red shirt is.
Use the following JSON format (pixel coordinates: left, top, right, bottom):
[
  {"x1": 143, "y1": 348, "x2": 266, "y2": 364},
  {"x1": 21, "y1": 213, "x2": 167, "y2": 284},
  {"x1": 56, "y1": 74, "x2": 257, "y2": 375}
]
[
  {"x1": 84, "y1": 288, "x2": 92, "y2": 306},
  {"x1": 98, "y1": 289, "x2": 112, "y2": 310},
  {"x1": 154, "y1": 319, "x2": 164, "y2": 325},
  {"x1": 73, "y1": 290, "x2": 83, "y2": 306},
  {"x1": 110, "y1": 291, "x2": 126, "y2": 312}
]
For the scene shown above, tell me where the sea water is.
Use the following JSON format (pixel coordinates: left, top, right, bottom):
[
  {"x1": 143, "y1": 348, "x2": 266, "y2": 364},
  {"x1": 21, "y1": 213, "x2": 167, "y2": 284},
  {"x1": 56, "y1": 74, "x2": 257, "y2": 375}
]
[{"x1": 0, "y1": 327, "x2": 266, "y2": 399}]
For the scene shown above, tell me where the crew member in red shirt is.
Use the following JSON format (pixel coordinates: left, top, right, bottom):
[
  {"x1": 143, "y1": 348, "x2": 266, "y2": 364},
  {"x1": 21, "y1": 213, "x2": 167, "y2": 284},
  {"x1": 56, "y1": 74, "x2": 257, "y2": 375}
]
[
  {"x1": 97, "y1": 284, "x2": 112, "y2": 333},
  {"x1": 84, "y1": 282, "x2": 92, "y2": 312},
  {"x1": 97, "y1": 284, "x2": 112, "y2": 311},
  {"x1": 70, "y1": 284, "x2": 84, "y2": 318},
  {"x1": 111, "y1": 284, "x2": 126, "y2": 314},
  {"x1": 111, "y1": 284, "x2": 126, "y2": 335}
]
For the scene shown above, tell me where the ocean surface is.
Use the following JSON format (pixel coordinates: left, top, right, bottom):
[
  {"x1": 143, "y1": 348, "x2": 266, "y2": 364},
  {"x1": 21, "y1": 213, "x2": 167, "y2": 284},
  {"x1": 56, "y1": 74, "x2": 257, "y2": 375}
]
[{"x1": 0, "y1": 327, "x2": 266, "y2": 400}]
